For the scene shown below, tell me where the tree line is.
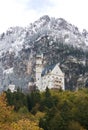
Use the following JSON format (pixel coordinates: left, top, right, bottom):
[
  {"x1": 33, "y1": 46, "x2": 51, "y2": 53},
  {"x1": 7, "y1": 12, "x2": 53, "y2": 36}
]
[{"x1": 2, "y1": 87, "x2": 88, "y2": 130}]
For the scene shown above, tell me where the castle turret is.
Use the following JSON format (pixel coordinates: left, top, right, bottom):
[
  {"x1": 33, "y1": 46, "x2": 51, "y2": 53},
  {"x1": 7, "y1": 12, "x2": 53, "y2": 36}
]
[
  {"x1": 27, "y1": 49, "x2": 33, "y2": 74},
  {"x1": 36, "y1": 54, "x2": 43, "y2": 90}
]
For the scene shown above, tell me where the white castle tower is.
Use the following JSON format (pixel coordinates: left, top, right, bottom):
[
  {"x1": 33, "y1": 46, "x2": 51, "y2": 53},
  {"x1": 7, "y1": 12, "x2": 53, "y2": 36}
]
[
  {"x1": 27, "y1": 49, "x2": 33, "y2": 74},
  {"x1": 36, "y1": 54, "x2": 43, "y2": 90},
  {"x1": 35, "y1": 54, "x2": 65, "y2": 91}
]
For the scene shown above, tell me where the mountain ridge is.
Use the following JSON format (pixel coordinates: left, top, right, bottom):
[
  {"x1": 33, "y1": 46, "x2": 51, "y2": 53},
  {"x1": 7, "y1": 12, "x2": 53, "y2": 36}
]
[{"x1": 0, "y1": 15, "x2": 88, "y2": 91}]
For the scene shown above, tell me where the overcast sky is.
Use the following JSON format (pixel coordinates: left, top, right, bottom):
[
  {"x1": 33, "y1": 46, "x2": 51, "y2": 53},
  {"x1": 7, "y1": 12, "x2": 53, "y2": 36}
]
[{"x1": 0, "y1": 0, "x2": 88, "y2": 33}]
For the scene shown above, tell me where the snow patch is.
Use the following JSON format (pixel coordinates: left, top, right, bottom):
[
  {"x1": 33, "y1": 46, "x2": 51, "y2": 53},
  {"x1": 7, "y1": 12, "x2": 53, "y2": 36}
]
[{"x1": 3, "y1": 68, "x2": 13, "y2": 74}]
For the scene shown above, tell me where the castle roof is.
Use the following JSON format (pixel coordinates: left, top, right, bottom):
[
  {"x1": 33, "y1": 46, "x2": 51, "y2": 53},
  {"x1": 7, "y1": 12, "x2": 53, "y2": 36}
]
[{"x1": 41, "y1": 64, "x2": 56, "y2": 76}]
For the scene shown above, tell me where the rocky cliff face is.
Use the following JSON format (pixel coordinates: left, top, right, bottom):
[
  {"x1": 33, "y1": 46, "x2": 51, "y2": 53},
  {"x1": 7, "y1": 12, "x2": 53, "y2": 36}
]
[{"x1": 0, "y1": 15, "x2": 88, "y2": 91}]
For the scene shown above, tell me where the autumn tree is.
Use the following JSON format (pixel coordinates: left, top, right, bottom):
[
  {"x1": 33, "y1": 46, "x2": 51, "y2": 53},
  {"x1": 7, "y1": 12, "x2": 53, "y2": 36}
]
[
  {"x1": 0, "y1": 92, "x2": 13, "y2": 129},
  {"x1": 11, "y1": 119, "x2": 43, "y2": 130}
]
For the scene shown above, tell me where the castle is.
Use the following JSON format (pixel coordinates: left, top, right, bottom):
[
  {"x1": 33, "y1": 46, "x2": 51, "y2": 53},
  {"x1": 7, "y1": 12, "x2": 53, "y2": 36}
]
[
  {"x1": 7, "y1": 54, "x2": 65, "y2": 92},
  {"x1": 35, "y1": 54, "x2": 65, "y2": 91}
]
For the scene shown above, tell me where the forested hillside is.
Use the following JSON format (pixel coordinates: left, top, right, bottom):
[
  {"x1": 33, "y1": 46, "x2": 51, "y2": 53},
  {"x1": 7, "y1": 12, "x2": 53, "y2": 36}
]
[{"x1": 0, "y1": 88, "x2": 88, "y2": 130}]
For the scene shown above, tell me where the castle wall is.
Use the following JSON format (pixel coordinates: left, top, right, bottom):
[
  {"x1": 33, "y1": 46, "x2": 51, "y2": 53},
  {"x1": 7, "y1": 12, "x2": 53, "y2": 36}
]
[{"x1": 36, "y1": 55, "x2": 65, "y2": 91}]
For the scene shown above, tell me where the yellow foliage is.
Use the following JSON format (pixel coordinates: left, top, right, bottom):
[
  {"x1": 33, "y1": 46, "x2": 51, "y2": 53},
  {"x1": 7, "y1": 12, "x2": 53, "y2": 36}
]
[
  {"x1": 11, "y1": 119, "x2": 43, "y2": 130},
  {"x1": 68, "y1": 121, "x2": 86, "y2": 130},
  {"x1": 0, "y1": 93, "x2": 43, "y2": 130},
  {"x1": 35, "y1": 111, "x2": 45, "y2": 120},
  {"x1": 0, "y1": 93, "x2": 13, "y2": 123},
  {"x1": 0, "y1": 122, "x2": 12, "y2": 130}
]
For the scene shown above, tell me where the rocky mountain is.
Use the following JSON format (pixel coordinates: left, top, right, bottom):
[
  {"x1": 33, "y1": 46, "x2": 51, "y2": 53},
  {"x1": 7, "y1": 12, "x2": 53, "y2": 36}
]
[{"x1": 0, "y1": 15, "x2": 88, "y2": 91}]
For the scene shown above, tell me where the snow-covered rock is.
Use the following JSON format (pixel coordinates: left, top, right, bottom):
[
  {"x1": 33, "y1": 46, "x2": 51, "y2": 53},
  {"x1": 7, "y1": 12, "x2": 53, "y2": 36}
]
[{"x1": 0, "y1": 15, "x2": 88, "y2": 91}]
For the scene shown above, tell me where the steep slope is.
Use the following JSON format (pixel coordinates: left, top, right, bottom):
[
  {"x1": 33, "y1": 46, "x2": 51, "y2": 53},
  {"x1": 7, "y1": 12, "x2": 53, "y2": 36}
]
[{"x1": 0, "y1": 15, "x2": 88, "y2": 91}]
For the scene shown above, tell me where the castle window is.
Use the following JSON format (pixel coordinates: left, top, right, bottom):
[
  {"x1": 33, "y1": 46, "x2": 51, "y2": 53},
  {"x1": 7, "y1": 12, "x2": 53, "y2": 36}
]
[{"x1": 58, "y1": 81, "x2": 61, "y2": 83}]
